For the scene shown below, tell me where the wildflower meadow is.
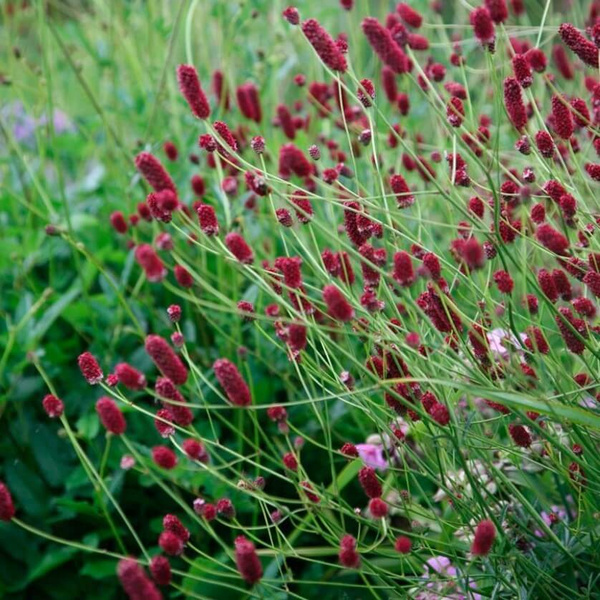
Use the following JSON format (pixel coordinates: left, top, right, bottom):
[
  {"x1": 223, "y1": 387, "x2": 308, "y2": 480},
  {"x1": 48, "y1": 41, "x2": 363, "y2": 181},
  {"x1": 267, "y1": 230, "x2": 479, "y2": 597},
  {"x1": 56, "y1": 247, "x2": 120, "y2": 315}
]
[{"x1": 2, "y1": 0, "x2": 600, "y2": 598}]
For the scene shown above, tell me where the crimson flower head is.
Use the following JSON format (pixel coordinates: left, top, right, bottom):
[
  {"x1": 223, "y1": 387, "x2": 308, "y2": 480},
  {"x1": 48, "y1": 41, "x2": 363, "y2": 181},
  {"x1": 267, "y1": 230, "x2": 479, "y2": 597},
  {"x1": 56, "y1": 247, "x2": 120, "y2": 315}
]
[
  {"x1": 526, "y1": 48, "x2": 547, "y2": 72},
  {"x1": 174, "y1": 265, "x2": 193, "y2": 288},
  {"x1": 150, "y1": 556, "x2": 171, "y2": 587},
  {"x1": 274, "y1": 256, "x2": 303, "y2": 288},
  {"x1": 276, "y1": 208, "x2": 293, "y2": 227},
  {"x1": 158, "y1": 530, "x2": 184, "y2": 556},
  {"x1": 145, "y1": 335, "x2": 188, "y2": 385},
  {"x1": 216, "y1": 498, "x2": 235, "y2": 519},
  {"x1": 163, "y1": 513, "x2": 190, "y2": 543},
  {"x1": 163, "y1": 141, "x2": 177, "y2": 161},
  {"x1": 512, "y1": 54, "x2": 532, "y2": 88},
  {"x1": 322, "y1": 285, "x2": 354, "y2": 322},
  {"x1": 559, "y1": 23, "x2": 599, "y2": 68},
  {"x1": 42, "y1": 394, "x2": 64, "y2": 418},
  {"x1": 250, "y1": 136, "x2": 265, "y2": 154},
  {"x1": 282, "y1": 452, "x2": 298, "y2": 471},
  {"x1": 340, "y1": 442, "x2": 359, "y2": 458},
  {"x1": 584, "y1": 271, "x2": 600, "y2": 297},
  {"x1": 357, "y1": 79, "x2": 375, "y2": 107},
  {"x1": 182, "y1": 438, "x2": 209, "y2": 463},
  {"x1": 191, "y1": 175, "x2": 205, "y2": 197},
  {"x1": 0, "y1": 482, "x2": 15, "y2": 521},
  {"x1": 213, "y1": 120, "x2": 238, "y2": 152},
  {"x1": 503, "y1": 77, "x2": 526, "y2": 131},
  {"x1": 225, "y1": 232, "x2": 254, "y2": 264},
  {"x1": 471, "y1": 519, "x2": 496, "y2": 556},
  {"x1": 78, "y1": 351, "x2": 103, "y2": 385},
  {"x1": 167, "y1": 304, "x2": 181, "y2": 323},
  {"x1": 154, "y1": 409, "x2": 175, "y2": 438},
  {"x1": 390, "y1": 174, "x2": 414, "y2": 208},
  {"x1": 196, "y1": 203, "x2": 219, "y2": 236},
  {"x1": 213, "y1": 358, "x2": 252, "y2": 406},
  {"x1": 551, "y1": 95, "x2": 573, "y2": 140},
  {"x1": 358, "y1": 466, "x2": 382, "y2": 498},
  {"x1": 470, "y1": 7, "x2": 495, "y2": 46},
  {"x1": 584, "y1": 163, "x2": 600, "y2": 181},
  {"x1": 446, "y1": 97, "x2": 464, "y2": 127},
  {"x1": 535, "y1": 223, "x2": 569, "y2": 255},
  {"x1": 152, "y1": 446, "x2": 178, "y2": 470},
  {"x1": 117, "y1": 558, "x2": 162, "y2": 600},
  {"x1": 236, "y1": 82, "x2": 262, "y2": 123},
  {"x1": 114, "y1": 363, "x2": 146, "y2": 390},
  {"x1": 96, "y1": 397, "x2": 127, "y2": 435},
  {"x1": 282, "y1": 6, "x2": 299, "y2": 25},
  {"x1": 484, "y1": 0, "x2": 508, "y2": 23},
  {"x1": 535, "y1": 131, "x2": 554, "y2": 158},
  {"x1": 395, "y1": 536, "x2": 412, "y2": 554},
  {"x1": 291, "y1": 191, "x2": 313, "y2": 224},
  {"x1": 362, "y1": 17, "x2": 408, "y2": 73},
  {"x1": 110, "y1": 211, "x2": 128, "y2": 234},
  {"x1": 135, "y1": 152, "x2": 176, "y2": 194},
  {"x1": 279, "y1": 143, "x2": 312, "y2": 178},
  {"x1": 267, "y1": 405, "x2": 288, "y2": 423},
  {"x1": 509, "y1": 423, "x2": 531, "y2": 447},
  {"x1": 393, "y1": 251, "x2": 415, "y2": 287},
  {"x1": 277, "y1": 104, "x2": 296, "y2": 139},
  {"x1": 155, "y1": 377, "x2": 193, "y2": 426},
  {"x1": 570, "y1": 98, "x2": 590, "y2": 127},
  {"x1": 176, "y1": 64, "x2": 210, "y2": 119},
  {"x1": 556, "y1": 307, "x2": 588, "y2": 354},
  {"x1": 135, "y1": 244, "x2": 167, "y2": 282},
  {"x1": 339, "y1": 535, "x2": 360, "y2": 568},
  {"x1": 397, "y1": 3, "x2": 422, "y2": 28},
  {"x1": 369, "y1": 497, "x2": 388, "y2": 518},
  {"x1": 493, "y1": 270, "x2": 514, "y2": 294},
  {"x1": 234, "y1": 536, "x2": 263, "y2": 585},
  {"x1": 301, "y1": 18, "x2": 347, "y2": 72}
]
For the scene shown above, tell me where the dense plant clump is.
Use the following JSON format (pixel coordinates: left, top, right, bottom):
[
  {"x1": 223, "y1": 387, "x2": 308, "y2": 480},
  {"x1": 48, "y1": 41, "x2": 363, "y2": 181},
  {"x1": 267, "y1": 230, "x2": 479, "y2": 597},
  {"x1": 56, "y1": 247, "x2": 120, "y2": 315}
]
[{"x1": 3, "y1": 1, "x2": 600, "y2": 598}]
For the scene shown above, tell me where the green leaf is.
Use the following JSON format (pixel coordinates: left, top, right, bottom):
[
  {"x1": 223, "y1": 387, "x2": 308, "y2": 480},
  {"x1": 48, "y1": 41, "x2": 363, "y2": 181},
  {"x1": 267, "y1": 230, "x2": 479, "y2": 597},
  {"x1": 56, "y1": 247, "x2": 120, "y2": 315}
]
[
  {"x1": 30, "y1": 285, "x2": 81, "y2": 342},
  {"x1": 79, "y1": 558, "x2": 117, "y2": 580},
  {"x1": 5, "y1": 461, "x2": 48, "y2": 517},
  {"x1": 27, "y1": 546, "x2": 78, "y2": 584},
  {"x1": 31, "y1": 425, "x2": 74, "y2": 487}
]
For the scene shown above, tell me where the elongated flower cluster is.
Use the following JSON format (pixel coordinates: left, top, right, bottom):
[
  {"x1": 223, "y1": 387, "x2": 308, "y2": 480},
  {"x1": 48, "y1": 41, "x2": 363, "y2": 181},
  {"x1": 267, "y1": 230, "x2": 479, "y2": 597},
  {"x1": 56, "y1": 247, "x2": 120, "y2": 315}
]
[
  {"x1": 470, "y1": 7, "x2": 495, "y2": 47},
  {"x1": 323, "y1": 285, "x2": 354, "y2": 321},
  {"x1": 471, "y1": 520, "x2": 496, "y2": 556},
  {"x1": 156, "y1": 377, "x2": 194, "y2": 425},
  {"x1": 339, "y1": 535, "x2": 360, "y2": 568},
  {"x1": 135, "y1": 244, "x2": 167, "y2": 282},
  {"x1": 42, "y1": 394, "x2": 64, "y2": 418},
  {"x1": 177, "y1": 64, "x2": 210, "y2": 119},
  {"x1": 114, "y1": 363, "x2": 146, "y2": 390},
  {"x1": 213, "y1": 358, "x2": 251, "y2": 406},
  {"x1": 234, "y1": 536, "x2": 263, "y2": 584},
  {"x1": 559, "y1": 23, "x2": 599, "y2": 68},
  {"x1": 225, "y1": 232, "x2": 254, "y2": 264},
  {"x1": 135, "y1": 152, "x2": 176, "y2": 193},
  {"x1": 362, "y1": 17, "x2": 408, "y2": 73},
  {"x1": 96, "y1": 397, "x2": 126, "y2": 435},
  {"x1": 78, "y1": 351, "x2": 103, "y2": 384},
  {"x1": 302, "y1": 18, "x2": 347, "y2": 72},
  {"x1": 503, "y1": 77, "x2": 526, "y2": 131},
  {"x1": 117, "y1": 559, "x2": 162, "y2": 600},
  {"x1": 145, "y1": 335, "x2": 188, "y2": 384}
]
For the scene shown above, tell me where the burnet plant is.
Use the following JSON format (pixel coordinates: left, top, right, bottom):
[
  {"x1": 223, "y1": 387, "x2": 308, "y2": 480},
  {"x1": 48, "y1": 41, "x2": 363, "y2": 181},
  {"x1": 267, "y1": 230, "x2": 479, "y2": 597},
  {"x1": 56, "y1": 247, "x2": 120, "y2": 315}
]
[{"x1": 3, "y1": 1, "x2": 600, "y2": 598}]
